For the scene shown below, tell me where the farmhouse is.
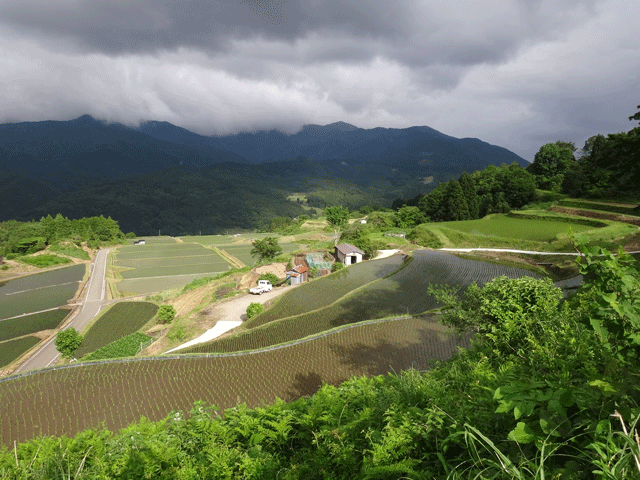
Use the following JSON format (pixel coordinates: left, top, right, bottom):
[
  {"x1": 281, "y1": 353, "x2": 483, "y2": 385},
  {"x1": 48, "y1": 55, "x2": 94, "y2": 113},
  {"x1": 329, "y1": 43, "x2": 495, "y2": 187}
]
[
  {"x1": 286, "y1": 264, "x2": 309, "y2": 285},
  {"x1": 133, "y1": 239, "x2": 146, "y2": 245},
  {"x1": 335, "y1": 243, "x2": 364, "y2": 265}
]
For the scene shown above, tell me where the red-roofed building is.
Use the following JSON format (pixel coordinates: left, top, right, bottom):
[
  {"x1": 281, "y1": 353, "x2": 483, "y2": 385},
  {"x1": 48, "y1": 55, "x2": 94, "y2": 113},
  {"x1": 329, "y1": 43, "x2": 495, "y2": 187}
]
[{"x1": 286, "y1": 264, "x2": 309, "y2": 285}]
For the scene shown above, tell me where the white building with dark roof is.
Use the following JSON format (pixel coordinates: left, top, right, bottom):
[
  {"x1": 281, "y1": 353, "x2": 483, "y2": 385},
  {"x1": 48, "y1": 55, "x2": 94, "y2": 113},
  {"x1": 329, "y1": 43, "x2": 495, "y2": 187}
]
[{"x1": 335, "y1": 243, "x2": 364, "y2": 265}]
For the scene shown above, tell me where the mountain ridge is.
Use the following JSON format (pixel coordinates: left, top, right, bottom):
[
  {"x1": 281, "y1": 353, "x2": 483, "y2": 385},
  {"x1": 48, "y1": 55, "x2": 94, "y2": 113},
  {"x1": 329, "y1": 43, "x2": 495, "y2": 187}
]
[{"x1": 1, "y1": 115, "x2": 529, "y2": 234}]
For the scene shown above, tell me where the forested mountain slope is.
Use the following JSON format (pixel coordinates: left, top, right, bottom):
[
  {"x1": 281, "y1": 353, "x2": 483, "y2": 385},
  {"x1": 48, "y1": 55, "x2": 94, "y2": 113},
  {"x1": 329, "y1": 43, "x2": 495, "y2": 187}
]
[{"x1": 1, "y1": 116, "x2": 529, "y2": 234}]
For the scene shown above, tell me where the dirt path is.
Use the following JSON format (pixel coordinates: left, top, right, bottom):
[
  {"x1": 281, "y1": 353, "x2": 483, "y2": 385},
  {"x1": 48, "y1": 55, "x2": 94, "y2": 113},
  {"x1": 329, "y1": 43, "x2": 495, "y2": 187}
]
[{"x1": 163, "y1": 284, "x2": 295, "y2": 353}]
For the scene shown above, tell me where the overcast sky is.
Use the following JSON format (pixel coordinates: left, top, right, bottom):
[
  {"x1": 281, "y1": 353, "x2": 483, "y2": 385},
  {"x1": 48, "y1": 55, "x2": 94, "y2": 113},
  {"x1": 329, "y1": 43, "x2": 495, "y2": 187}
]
[{"x1": 1, "y1": 0, "x2": 638, "y2": 161}]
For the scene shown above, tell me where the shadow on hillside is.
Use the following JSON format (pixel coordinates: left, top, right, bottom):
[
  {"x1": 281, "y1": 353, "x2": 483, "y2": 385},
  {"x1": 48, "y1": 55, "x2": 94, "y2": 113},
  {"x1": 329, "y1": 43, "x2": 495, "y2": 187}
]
[
  {"x1": 329, "y1": 319, "x2": 470, "y2": 377},
  {"x1": 286, "y1": 372, "x2": 325, "y2": 399}
]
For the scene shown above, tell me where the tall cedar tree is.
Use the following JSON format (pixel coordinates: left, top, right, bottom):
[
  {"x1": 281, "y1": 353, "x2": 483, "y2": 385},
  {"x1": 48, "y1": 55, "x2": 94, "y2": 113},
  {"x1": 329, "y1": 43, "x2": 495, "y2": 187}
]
[
  {"x1": 459, "y1": 172, "x2": 479, "y2": 219},
  {"x1": 443, "y1": 180, "x2": 470, "y2": 221}
]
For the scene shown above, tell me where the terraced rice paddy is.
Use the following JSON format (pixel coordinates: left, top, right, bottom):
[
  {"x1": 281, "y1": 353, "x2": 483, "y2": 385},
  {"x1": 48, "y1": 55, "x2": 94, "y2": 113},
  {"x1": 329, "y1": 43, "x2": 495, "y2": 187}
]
[
  {"x1": 0, "y1": 336, "x2": 40, "y2": 368},
  {"x1": 117, "y1": 274, "x2": 218, "y2": 295},
  {"x1": 0, "y1": 265, "x2": 84, "y2": 343},
  {"x1": 0, "y1": 315, "x2": 467, "y2": 445},
  {"x1": 251, "y1": 255, "x2": 407, "y2": 327},
  {"x1": 439, "y1": 214, "x2": 595, "y2": 242},
  {"x1": 0, "y1": 264, "x2": 85, "y2": 319},
  {"x1": 81, "y1": 333, "x2": 153, "y2": 361},
  {"x1": 180, "y1": 233, "x2": 279, "y2": 245},
  {"x1": 218, "y1": 243, "x2": 299, "y2": 266},
  {"x1": 76, "y1": 302, "x2": 158, "y2": 358},
  {"x1": 187, "y1": 251, "x2": 539, "y2": 354},
  {"x1": 0, "y1": 310, "x2": 69, "y2": 343},
  {"x1": 128, "y1": 236, "x2": 178, "y2": 245},
  {"x1": 114, "y1": 243, "x2": 232, "y2": 294}
]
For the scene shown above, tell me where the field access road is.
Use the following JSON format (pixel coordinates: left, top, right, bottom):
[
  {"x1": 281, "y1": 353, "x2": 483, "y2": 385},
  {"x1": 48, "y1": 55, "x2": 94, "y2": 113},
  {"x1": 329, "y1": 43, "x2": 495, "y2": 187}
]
[
  {"x1": 14, "y1": 249, "x2": 111, "y2": 374},
  {"x1": 165, "y1": 283, "x2": 295, "y2": 354}
]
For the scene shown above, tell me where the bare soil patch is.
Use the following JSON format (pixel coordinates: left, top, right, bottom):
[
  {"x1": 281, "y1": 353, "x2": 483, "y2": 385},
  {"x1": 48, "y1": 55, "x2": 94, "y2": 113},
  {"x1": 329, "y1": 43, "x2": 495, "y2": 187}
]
[
  {"x1": 237, "y1": 263, "x2": 287, "y2": 290},
  {"x1": 549, "y1": 206, "x2": 640, "y2": 226}
]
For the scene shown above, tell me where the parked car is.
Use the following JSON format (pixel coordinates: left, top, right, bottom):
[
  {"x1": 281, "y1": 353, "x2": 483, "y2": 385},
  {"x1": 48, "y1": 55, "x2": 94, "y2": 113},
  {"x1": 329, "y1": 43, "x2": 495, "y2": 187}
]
[{"x1": 249, "y1": 280, "x2": 273, "y2": 295}]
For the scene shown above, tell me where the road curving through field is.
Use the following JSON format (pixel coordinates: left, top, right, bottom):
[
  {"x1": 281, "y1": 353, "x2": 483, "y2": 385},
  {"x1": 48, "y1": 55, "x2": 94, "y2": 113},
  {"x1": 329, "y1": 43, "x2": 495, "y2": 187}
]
[{"x1": 13, "y1": 248, "x2": 111, "y2": 374}]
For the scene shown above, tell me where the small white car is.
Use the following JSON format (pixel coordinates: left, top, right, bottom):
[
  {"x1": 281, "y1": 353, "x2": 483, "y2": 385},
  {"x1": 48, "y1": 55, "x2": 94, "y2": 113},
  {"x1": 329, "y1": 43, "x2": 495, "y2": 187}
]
[{"x1": 250, "y1": 280, "x2": 273, "y2": 295}]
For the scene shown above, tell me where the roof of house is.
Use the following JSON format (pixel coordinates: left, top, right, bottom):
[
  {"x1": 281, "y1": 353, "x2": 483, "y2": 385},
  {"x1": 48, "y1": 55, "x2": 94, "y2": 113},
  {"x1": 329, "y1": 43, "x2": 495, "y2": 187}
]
[
  {"x1": 336, "y1": 243, "x2": 365, "y2": 255},
  {"x1": 287, "y1": 265, "x2": 309, "y2": 276}
]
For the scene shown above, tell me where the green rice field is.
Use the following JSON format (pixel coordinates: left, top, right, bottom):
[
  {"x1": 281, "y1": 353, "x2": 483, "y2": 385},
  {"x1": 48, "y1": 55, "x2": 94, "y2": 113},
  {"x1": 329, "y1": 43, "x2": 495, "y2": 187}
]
[
  {"x1": 81, "y1": 333, "x2": 153, "y2": 362},
  {"x1": 179, "y1": 233, "x2": 280, "y2": 245},
  {"x1": 438, "y1": 214, "x2": 595, "y2": 241},
  {"x1": 127, "y1": 237, "x2": 178, "y2": 245},
  {"x1": 251, "y1": 255, "x2": 407, "y2": 328},
  {"x1": 76, "y1": 302, "x2": 158, "y2": 358},
  {"x1": 117, "y1": 273, "x2": 218, "y2": 295},
  {"x1": 113, "y1": 243, "x2": 232, "y2": 294},
  {"x1": 0, "y1": 315, "x2": 468, "y2": 445},
  {"x1": 219, "y1": 243, "x2": 299, "y2": 266},
  {"x1": 0, "y1": 336, "x2": 40, "y2": 368},
  {"x1": 0, "y1": 309, "x2": 69, "y2": 342},
  {"x1": 0, "y1": 264, "x2": 85, "y2": 319}
]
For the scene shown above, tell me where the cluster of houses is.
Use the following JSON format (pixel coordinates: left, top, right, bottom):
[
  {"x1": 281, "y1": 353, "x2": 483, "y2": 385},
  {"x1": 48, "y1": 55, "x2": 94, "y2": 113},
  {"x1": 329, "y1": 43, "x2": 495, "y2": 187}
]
[{"x1": 285, "y1": 243, "x2": 365, "y2": 285}]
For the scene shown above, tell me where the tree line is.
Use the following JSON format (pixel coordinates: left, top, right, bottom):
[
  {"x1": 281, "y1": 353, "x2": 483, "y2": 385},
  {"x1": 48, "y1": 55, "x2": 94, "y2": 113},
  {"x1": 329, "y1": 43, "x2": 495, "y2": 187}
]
[
  {"x1": 528, "y1": 105, "x2": 640, "y2": 200},
  {"x1": 0, "y1": 214, "x2": 127, "y2": 258}
]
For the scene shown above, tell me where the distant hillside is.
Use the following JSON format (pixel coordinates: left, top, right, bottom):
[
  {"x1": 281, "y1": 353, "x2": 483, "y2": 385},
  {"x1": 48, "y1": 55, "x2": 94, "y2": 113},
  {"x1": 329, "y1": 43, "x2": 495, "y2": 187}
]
[
  {"x1": 0, "y1": 115, "x2": 244, "y2": 186},
  {"x1": 1, "y1": 116, "x2": 529, "y2": 234}
]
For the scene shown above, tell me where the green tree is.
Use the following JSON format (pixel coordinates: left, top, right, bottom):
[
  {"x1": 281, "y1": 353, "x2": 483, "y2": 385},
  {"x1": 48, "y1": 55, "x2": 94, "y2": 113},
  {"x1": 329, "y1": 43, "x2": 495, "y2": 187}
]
[
  {"x1": 629, "y1": 104, "x2": 640, "y2": 124},
  {"x1": 324, "y1": 206, "x2": 350, "y2": 246},
  {"x1": 496, "y1": 163, "x2": 537, "y2": 208},
  {"x1": 394, "y1": 205, "x2": 427, "y2": 229},
  {"x1": 528, "y1": 142, "x2": 576, "y2": 191},
  {"x1": 246, "y1": 302, "x2": 264, "y2": 319},
  {"x1": 250, "y1": 237, "x2": 282, "y2": 262},
  {"x1": 418, "y1": 183, "x2": 447, "y2": 221},
  {"x1": 458, "y1": 172, "x2": 479, "y2": 219},
  {"x1": 443, "y1": 180, "x2": 470, "y2": 221},
  {"x1": 54, "y1": 328, "x2": 83, "y2": 360},
  {"x1": 258, "y1": 273, "x2": 278, "y2": 285},
  {"x1": 157, "y1": 305, "x2": 177, "y2": 324}
]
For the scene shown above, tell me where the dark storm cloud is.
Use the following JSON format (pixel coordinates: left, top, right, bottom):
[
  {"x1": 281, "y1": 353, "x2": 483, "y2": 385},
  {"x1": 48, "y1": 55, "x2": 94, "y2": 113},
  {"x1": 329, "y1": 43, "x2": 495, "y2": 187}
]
[
  {"x1": 0, "y1": 0, "x2": 599, "y2": 68},
  {"x1": 0, "y1": 0, "x2": 637, "y2": 161}
]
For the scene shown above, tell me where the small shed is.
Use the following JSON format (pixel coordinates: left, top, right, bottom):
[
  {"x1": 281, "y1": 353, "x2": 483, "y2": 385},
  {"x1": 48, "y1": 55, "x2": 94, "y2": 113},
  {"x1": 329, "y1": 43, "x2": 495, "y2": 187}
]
[
  {"x1": 286, "y1": 265, "x2": 309, "y2": 285},
  {"x1": 134, "y1": 239, "x2": 146, "y2": 245},
  {"x1": 336, "y1": 243, "x2": 364, "y2": 265}
]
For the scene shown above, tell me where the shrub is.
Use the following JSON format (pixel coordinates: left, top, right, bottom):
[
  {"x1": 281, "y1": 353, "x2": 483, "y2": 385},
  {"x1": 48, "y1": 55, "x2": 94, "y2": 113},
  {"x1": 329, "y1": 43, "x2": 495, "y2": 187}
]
[
  {"x1": 18, "y1": 254, "x2": 72, "y2": 268},
  {"x1": 54, "y1": 328, "x2": 83, "y2": 359},
  {"x1": 331, "y1": 262, "x2": 345, "y2": 272},
  {"x1": 258, "y1": 273, "x2": 278, "y2": 285},
  {"x1": 157, "y1": 305, "x2": 177, "y2": 324},
  {"x1": 246, "y1": 302, "x2": 264, "y2": 319}
]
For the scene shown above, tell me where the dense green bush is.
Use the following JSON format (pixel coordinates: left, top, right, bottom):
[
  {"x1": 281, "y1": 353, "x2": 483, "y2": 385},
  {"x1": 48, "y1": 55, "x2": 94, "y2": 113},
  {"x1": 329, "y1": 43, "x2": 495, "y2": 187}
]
[
  {"x1": 258, "y1": 273, "x2": 279, "y2": 285},
  {"x1": 246, "y1": 302, "x2": 264, "y2": 319},
  {"x1": 17, "y1": 254, "x2": 72, "y2": 268},
  {"x1": 157, "y1": 305, "x2": 176, "y2": 324}
]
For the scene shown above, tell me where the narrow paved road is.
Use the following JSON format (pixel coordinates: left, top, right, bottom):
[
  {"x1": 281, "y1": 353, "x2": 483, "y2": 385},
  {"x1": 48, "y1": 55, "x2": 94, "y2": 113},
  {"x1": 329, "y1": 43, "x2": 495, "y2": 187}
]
[{"x1": 14, "y1": 249, "x2": 111, "y2": 374}]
